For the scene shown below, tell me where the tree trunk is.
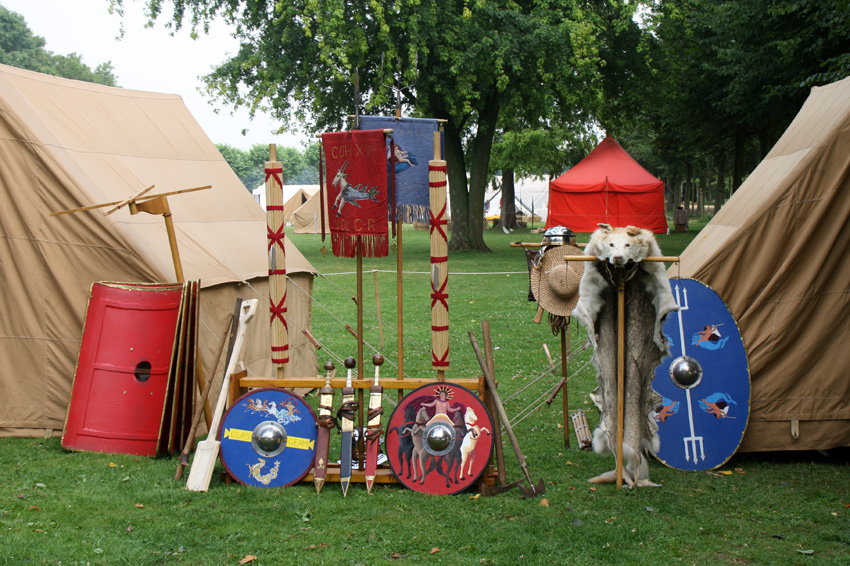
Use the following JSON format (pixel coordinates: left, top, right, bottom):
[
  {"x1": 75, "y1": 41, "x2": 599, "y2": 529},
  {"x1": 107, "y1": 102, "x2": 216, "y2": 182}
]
[
  {"x1": 443, "y1": 122, "x2": 471, "y2": 250},
  {"x1": 454, "y1": 89, "x2": 500, "y2": 252},
  {"x1": 732, "y1": 131, "x2": 745, "y2": 194},
  {"x1": 698, "y1": 165, "x2": 708, "y2": 217},
  {"x1": 671, "y1": 175, "x2": 681, "y2": 210},
  {"x1": 500, "y1": 168, "x2": 517, "y2": 230},
  {"x1": 714, "y1": 152, "x2": 726, "y2": 214}
]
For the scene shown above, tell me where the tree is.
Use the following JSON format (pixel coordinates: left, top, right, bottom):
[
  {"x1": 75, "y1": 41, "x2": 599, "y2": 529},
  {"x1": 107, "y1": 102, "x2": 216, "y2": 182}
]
[
  {"x1": 118, "y1": 0, "x2": 600, "y2": 251},
  {"x1": 0, "y1": 6, "x2": 117, "y2": 86},
  {"x1": 637, "y1": 0, "x2": 850, "y2": 198},
  {"x1": 216, "y1": 144, "x2": 256, "y2": 190},
  {"x1": 218, "y1": 142, "x2": 318, "y2": 189}
]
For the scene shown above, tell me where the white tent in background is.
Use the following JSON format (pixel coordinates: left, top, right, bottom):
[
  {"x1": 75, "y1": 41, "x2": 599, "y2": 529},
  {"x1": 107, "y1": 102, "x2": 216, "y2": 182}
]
[
  {"x1": 252, "y1": 184, "x2": 320, "y2": 211},
  {"x1": 485, "y1": 175, "x2": 550, "y2": 227}
]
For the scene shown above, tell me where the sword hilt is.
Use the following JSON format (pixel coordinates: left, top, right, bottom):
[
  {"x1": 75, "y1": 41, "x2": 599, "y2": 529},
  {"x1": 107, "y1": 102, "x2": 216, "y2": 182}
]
[
  {"x1": 339, "y1": 356, "x2": 357, "y2": 434},
  {"x1": 317, "y1": 360, "x2": 336, "y2": 429},
  {"x1": 372, "y1": 353, "x2": 384, "y2": 385},
  {"x1": 343, "y1": 356, "x2": 356, "y2": 389},
  {"x1": 367, "y1": 354, "x2": 384, "y2": 439}
]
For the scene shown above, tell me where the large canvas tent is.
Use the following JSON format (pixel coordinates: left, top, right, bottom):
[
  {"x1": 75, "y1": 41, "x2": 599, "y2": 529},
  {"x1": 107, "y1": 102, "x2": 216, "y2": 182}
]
[
  {"x1": 672, "y1": 76, "x2": 850, "y2": 452},
  {"x1": 547, "y1": 137, "x2": 667, "y2": 233},
  {"x1": 0, "y1": 64, "x2": 319, "y2": 438}
]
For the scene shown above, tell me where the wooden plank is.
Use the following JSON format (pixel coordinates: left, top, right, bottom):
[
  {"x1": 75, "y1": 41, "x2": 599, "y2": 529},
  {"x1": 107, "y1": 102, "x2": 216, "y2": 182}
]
[{"x1": 237, "y1": 377, "x2": 481, "y2": 390}]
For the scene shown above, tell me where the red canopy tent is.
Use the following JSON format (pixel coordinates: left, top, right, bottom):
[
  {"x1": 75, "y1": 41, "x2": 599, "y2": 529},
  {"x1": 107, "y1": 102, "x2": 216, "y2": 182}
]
[{"x1": 547, "y1": 137, "x2": 668, "y2": 233}]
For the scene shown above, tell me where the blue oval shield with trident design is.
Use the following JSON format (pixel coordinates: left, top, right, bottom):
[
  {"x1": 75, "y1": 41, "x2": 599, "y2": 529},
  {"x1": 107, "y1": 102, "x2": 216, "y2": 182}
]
[
  {"x1": 652, "y1": 278, "x2": 750, "y2": 471},
  {"x1": 219, "y1": 388, "x2": 317, "y2": 487}
]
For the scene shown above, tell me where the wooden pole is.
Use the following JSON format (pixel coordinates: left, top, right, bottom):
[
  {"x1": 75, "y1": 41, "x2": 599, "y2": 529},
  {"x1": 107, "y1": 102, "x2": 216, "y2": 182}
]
[
  {"x1": 616, "y1": 272, "x2": 625, "y2": 489},
  {"x1": 397, "y1": 204, "x2": 404, "y2": 401},
  {"x1": 470, "y1": 331, "x2": 539, "y2": 495},
  {"x1": 51, "y1": 185, "x2": 211, "y2": 217},
  {"x1": 161, "y1": 202, "x2": 185, "y2": 283},
  {"x1": 563, "y1": 255, "x2": 680, "y2": 263},
  {"x1": 373, "y1": 267, "x2": 384, "y2": 349},
  {"x1": 429, "y1": 131, "x2": 449, "y2": 380},
  {"x1": 561, "y1": 325, "x2": 570, "y2": 449},
  {"x1": 482, "y1": 321, "x2": 507, "y2": 486},
  {"x1": 265, "y1": 144, "x2": 288, "y2": 379},
  {"x1": 356, "y1": 236, "x2": 366, "y2": 471},
  {"x1": 175, "y1": 311, "x2": 233, "y2": 480}
]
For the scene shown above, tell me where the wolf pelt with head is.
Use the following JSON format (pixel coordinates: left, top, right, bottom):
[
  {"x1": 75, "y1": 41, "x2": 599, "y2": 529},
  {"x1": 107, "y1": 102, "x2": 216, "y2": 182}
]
[{"x1": 572, "y1": 224, "x2": 678, "y2": 487}]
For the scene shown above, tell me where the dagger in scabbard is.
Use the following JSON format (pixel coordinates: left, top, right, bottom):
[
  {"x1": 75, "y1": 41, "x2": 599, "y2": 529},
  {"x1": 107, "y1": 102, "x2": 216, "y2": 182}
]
[
  {"x1": 364, "y1": 354, "x2": 384, "y2": 494},
  {"x1": 313, "y1": 360, "x2": 336, "y2": 494},
  {"x1": 338, "y1": 356, "x2": 357, "y2": 497}
]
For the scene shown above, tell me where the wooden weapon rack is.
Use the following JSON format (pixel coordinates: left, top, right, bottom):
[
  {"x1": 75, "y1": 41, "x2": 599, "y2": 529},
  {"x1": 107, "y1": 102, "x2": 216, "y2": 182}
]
[
  {"x1": 232, "y1": 374, "x2": 502, "y2": 489},
  {"x1": 222, "y1": 135, "x2": 507, "y2": 493}
]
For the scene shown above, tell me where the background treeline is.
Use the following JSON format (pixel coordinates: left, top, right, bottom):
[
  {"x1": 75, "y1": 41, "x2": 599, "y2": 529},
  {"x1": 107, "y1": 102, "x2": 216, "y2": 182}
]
[
  {"x1": 0, "y1": 5, "x2": 117, "y2": 85},
  {"x1": 4, "y1": 1, "x2": 849, "y2": 226},
  {"x1": 613, "y1": 0, "x2": 849, "y2": 214},
  {"x1": 215, "y1": 143, "x2": 322, "y2": 191}
]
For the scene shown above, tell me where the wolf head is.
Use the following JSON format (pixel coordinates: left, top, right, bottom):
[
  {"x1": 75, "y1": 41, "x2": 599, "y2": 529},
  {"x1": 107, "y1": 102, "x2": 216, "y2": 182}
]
[{"x1": 587, "y1": 223, "x2": 654, "y2": 266}]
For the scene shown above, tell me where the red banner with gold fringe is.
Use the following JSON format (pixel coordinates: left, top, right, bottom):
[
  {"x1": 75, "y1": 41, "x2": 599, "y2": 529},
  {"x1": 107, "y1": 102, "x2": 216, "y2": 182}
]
[{"x1": 321, "y1": 130, "x2": 389, "y2": 257}]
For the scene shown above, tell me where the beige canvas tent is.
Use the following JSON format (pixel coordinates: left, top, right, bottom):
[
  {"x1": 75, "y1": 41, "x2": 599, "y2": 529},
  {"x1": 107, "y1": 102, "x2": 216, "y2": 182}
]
[
  {"x1": 672, "y1": 76, "x2": 850, "y2": 452},
  {"x1": 252, "y1": 184, "x2": 318, "y2": 223},
  {"x1": 292, "y1": 186, "x2": 331, "y2": 235},
  {"x1": 283, "y1": 188, "x2": 317, "y2": 224},
  {"x1": 0, "y1": 64, "x2": 319, "y2": 438}
]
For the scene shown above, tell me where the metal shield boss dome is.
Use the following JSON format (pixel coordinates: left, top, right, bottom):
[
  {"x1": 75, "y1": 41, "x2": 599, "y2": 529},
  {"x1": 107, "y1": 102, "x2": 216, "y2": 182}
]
[
  {"x1": 251, "y1": 421, "x2": 288, "y2": 457},
  {"x1": 669, "y1": 355, "x2": 703, "y2": 389},
  {"x1": 424, "y1": 420, "x2": 456, "y2": 456}
]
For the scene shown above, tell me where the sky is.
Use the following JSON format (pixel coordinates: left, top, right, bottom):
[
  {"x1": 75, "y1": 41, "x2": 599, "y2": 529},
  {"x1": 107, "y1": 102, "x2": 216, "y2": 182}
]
[{"x1": 1, "y1": 0, "x2": 308, "y2": 150}]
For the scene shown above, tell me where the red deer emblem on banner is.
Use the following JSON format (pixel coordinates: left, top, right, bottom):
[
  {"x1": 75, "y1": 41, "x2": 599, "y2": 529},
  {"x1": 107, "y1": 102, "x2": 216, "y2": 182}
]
[{"x1": 321, "y1": 130, "x2": 389, "y2": 257}]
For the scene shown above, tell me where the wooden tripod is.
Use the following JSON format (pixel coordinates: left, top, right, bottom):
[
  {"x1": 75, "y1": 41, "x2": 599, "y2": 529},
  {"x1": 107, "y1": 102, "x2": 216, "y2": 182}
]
[{"x1": 51, "y1": 184, "x2": 211, "y2": 283}]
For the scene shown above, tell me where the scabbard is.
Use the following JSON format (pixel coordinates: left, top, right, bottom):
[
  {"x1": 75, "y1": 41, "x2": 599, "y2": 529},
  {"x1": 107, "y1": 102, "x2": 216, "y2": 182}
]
[
  {"x1": 364, "y1": 383, "x2": 383, "y2": 494},
  {"x1": 338, "y1": 386, "x2": 357, "y2": 497},
  {"x1": 313, "y1": 383, "x2": 335, "y2": 493}
]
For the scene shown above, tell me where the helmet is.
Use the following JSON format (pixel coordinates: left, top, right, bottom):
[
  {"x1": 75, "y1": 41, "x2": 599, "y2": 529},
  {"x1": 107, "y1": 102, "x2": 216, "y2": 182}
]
[{"x1": 542, "y1": 226, "x2": 575, "y2": 247}]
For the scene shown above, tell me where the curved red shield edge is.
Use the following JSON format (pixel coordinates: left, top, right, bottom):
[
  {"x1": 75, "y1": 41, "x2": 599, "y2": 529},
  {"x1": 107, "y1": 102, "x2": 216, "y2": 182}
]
[{"x1": 385, "y1": 383, "x2": 494, "y2": 495}]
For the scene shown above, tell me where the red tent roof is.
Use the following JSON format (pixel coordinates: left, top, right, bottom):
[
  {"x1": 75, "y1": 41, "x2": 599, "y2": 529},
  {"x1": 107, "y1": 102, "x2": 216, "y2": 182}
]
[{"x1": 547, "y1": 137, "x2": 667, "y2": 233}]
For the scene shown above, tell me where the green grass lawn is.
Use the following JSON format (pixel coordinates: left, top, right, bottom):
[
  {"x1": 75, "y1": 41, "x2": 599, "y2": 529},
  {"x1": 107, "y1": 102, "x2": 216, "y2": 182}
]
[{"x1": 1, "y1": 216, "x2": 847, "y2": 565}]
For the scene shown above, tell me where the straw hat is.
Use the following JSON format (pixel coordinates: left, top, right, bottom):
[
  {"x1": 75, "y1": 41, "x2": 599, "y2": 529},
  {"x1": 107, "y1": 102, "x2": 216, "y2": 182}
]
[{"x1": 530, "y1": 244, "x2": 584, "y2": 317}]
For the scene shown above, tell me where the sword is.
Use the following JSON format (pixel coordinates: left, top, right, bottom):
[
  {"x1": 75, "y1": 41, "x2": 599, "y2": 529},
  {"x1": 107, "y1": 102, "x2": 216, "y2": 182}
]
[
  {"x1": 338, "y1": 356, "x2": 358, "y2": 497},
  {"x1": 364, "y1": 354, "x2": 384, "y2": 494},
  {"x1": 313, "y1": 360, "x2": 336, "y2": 494}
]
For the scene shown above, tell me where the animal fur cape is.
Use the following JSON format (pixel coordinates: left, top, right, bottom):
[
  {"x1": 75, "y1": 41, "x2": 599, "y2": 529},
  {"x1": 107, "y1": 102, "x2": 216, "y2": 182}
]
[{"x1": 572, "y1": 224, "x2": 678, "y2": 487}]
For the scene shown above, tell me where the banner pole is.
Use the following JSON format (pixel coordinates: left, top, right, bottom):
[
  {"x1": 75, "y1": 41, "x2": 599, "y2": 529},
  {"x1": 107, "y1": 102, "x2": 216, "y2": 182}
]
[{"x1": 356, "y1": 235, "x2": 366, "y2": 471}]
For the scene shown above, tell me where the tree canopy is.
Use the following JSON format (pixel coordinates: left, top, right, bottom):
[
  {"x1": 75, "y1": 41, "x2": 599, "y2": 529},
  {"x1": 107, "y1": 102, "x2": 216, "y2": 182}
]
[
  {"x1": 217, "y1": 143, "x2": 320, "y2": 190},
  {"x1": 114, "y1": 0, "x2": 849, "y2": 238},
  {"x1": 0, "y1": 6, "x2": 117, "y2": 86},
  {"x1": 117, "y1": 0, "x2": 604, "y2": 250}
]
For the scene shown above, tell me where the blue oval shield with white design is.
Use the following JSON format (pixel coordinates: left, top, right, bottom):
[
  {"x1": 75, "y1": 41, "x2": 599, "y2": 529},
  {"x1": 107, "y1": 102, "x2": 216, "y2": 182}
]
[{"x1": 652, "y1": 278, "x2": 750, "y2": 471}]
